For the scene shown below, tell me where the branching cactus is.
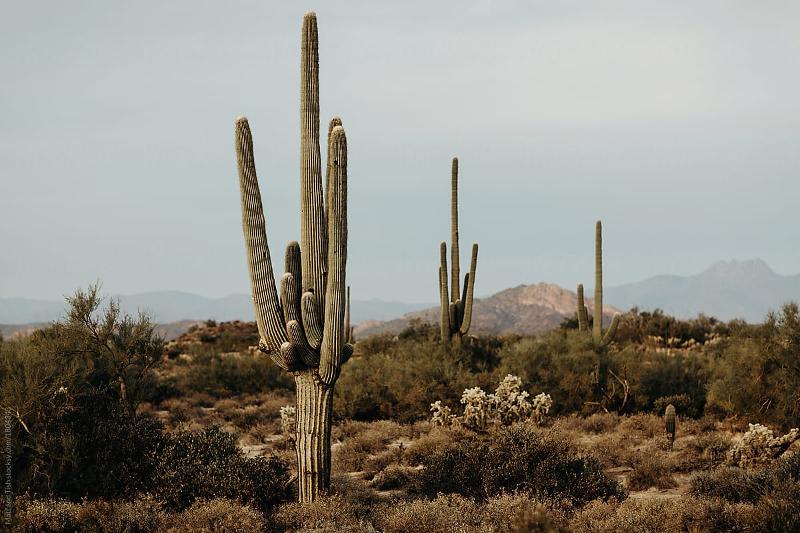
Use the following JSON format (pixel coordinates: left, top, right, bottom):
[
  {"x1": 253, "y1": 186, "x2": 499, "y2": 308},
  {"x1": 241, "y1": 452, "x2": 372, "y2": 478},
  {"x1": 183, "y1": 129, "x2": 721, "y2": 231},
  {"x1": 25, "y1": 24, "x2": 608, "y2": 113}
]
[
  {"x1": 439, "y1": 158, "x2": 478, "y2": 346},
  {"x1": 576, "y1": 221, "x2": 621, "y2": 346},
  {"x1": 665, "y1": 403, "x2": 676, "y2": 450},
  {"x1": 234, "y1": 12, "x2": 352, "y2": 502}
]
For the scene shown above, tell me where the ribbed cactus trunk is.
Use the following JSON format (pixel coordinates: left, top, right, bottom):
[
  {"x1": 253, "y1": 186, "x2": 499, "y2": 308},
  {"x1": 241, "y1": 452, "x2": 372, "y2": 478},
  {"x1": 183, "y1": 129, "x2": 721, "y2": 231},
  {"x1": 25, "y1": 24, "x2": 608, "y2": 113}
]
[
  {"x1": 294, "y1": 373, "x2": 333, "y2": 500},
  {"x1": 235, "y1": 12, "x2": 352, "y2": 503},
  {"x1": 593, "y1": 221, "x2": 603, "y2": 344},
  {"x1": 439, "y1": 157, "x2": 478, "y2": 346}
]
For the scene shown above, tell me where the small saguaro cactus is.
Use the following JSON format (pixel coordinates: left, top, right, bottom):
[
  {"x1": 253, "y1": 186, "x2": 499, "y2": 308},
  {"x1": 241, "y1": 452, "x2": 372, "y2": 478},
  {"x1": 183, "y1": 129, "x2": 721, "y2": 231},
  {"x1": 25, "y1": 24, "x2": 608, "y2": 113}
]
[
  {"x1": 665, "y1": 403, "x2": 677, "y2": 449},
  {"x1": 576, "y1": 221, "x2": 621, "y2": 346},
  {"x1": 438, "y1": 157, "x2": 478, "y2": 346},
  {"x1": 234, "y1": 12, "x2": 352, "y2": 503}
]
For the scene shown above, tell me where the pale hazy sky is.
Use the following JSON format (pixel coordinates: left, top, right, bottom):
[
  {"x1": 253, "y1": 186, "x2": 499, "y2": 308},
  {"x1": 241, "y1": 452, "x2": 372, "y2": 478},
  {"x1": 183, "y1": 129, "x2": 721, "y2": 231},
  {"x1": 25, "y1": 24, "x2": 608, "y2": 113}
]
[{"x1": 2, "y1": 1, "x2": 799, "y2": 303}]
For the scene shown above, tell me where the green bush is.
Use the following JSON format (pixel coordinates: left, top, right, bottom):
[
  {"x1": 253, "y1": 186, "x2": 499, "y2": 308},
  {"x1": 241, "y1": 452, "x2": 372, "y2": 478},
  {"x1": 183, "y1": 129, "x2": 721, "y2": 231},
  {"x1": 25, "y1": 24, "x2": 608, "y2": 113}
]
[
  {"x1": 707, "y1": 303, "x2": 800, "y2": 429},
  {"x1": 170, "y1": 352, "x2": 292, "y2": 397},
  {"x1": 1, "y1": 286, "x2": 167, "y2": 500},
  {"x1": 335, "y1": 336, "x2": 485, "y2": 422},
  {"x1": 150, "y1": 426, "x2": 289, "y2": 512},
  {"x1": 416, "y1": 425, "x2": 625, "y2": 506}
]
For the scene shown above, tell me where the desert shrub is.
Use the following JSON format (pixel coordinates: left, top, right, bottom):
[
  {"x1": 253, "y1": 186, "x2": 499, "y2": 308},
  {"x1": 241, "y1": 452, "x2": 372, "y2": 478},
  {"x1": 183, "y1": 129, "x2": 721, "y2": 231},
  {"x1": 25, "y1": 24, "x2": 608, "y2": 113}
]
[
  {"x1": 272, "y1": 494, "x2": 373, "y2": 532},
  {"x1": 1, "y1": 287, "x2": 167, "y2": 500},
  {"x1": 167, "y1": 498, "x2": 265, "y2": 533},
  {"x1": 690, "y1": 466, "x2": 767, "y2": 503},
  {"x1": 707, "y1": 303, "x2": 800, "y2": 429},
  {"x1": 581, "y1": 434, "x2": 638, "y2": 469},
  {"x1": 150, "y1": 426, "x2": 289, "y2": 512},
  {"x1": 570, "y1": 497, "x2": 756, "y2": 533},
  {"x1": 333, "y1": 420, "x2": 407, "y2": 473},
  {"x1": 653, "y1": 393, "x2": 694, "y2": 418},
  {"x1": 371, "y1": 464, "x2": 416, "y2": 490},
  {"x1": 617, "y1": 413, "x2": 662, "y2": 438},
  {"x1": 481, "y1": 493, "x2": 569, "y2": 532},
  {"x1": 415, "y1": 438, "x2": 488, "y2": 499},
  {"x1": 616, "y1": 348, "x2": 710, "y2": 416},
  {"x1": 13, "y1": 497, "x2": 82, "y2": 533},
  {"x1": 335, "y1": 337, "x2": 483, "y2": 422},
  {"x1": 691, "y1": 451, "x2": 800, "y2": 503},
  {"x1": 403, "y1": 426, "x2": 470, "y2": 466},
  {"x1": 626, "y1": 453, "x2": 677, "y2": 491},
  {"x1": 74, "y1": 495, "x2": 167, "y2": 533},
  {"x1": 417, "y1": 425, "x2": 625, "y2": 505},
  {"x1": 170, "y1": 351, "x2": 292, "y2": 397},
  {"x1": 688, "y1": 433, "x2": 732, "y2": 465},
  {"x1": 375, "y1": 494, "x2": 483, "y2": 533},
  {"x1": 14, "y1": 495, "x2": 167, "y2": 533}
]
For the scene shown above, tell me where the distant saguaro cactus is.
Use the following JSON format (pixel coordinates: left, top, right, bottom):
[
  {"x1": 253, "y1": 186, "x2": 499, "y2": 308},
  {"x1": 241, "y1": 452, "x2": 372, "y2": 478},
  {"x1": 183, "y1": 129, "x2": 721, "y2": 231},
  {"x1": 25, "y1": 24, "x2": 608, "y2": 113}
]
[
  {"x1": 439, "y1": 157, "x2": 478, "y2": 346},
  {"x1": 665, "y1": 404, "x2": 677, "y2": 449},
  {"x1": 576, "y1": 221, "x2": 621, "y2": 346},
  {"x1": 235, "y1": 12, "x2": 352, "y2": 503}
]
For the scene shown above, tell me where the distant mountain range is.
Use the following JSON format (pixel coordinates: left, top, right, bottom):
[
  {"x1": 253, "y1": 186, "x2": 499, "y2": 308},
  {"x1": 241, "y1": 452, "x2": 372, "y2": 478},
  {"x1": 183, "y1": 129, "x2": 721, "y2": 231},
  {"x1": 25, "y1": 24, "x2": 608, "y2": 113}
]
[
  {"x1": 605, "y1": 259, "x2": 800, "y2": 323},
  {"x1": 354, "y1": 282, "x2": 618, "y2": 337},
  {"x1": 0, "y1": 291, "x2": 429, "y2": 326},
  {"x1": 1, "y1": 259, "x2": 797, "y2": 338}
]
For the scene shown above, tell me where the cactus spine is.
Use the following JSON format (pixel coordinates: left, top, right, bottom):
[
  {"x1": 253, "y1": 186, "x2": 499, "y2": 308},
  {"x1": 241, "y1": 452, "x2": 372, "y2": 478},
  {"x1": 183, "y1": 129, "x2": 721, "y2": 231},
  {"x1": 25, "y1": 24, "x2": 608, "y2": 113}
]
[
  {"x1": 439, "y1": 158, "x2": 478, "y2": 346},
  {"x1": 576, "y1": 221, "x2": 620, "y2": 346},
  {"x1": 665, "y1": 403, "x2": 676, "y2": 449},
  {"x1": 235, "y1": 12, "x2": 352, "y2": 503}
]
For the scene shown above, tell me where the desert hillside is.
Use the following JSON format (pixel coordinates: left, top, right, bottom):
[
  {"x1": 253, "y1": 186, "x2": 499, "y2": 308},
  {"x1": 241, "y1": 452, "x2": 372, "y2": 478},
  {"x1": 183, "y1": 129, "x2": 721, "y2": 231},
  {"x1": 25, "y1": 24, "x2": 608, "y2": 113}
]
[{"x1": 355, "y1": 282, "x2": 620, "y2": 337}]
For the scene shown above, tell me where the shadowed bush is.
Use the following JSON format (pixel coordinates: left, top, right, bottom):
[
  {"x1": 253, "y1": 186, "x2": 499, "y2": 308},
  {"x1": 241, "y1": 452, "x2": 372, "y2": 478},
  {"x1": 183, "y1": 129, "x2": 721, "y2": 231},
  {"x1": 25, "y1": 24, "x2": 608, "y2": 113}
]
[
  {"x1": 150, "y1": 426, "x2": 289, "y2": 512},
  {"x1": 416, "y1": 424, "x2": 625, "y2": 506}
]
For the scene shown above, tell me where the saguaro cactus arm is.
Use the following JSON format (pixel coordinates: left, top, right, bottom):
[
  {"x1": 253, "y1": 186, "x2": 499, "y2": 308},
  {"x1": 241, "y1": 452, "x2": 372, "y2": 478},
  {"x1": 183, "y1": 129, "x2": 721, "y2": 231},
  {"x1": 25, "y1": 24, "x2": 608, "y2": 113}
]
[
  {"x1": 439, "y1": 242, "x2": 451, "y2": 342},
  {"x1": 459, "y1": 243, "x2": 478, "y2": 335},
  {"x1": 235, "y1": 117, "x2": 292, "y2": 367},
  {"x1": 319, "y1": 125, "x2": 348, "y2": 386},
  {"x1": 576, "y1": 284, "x2": 589, "y2": 332}
]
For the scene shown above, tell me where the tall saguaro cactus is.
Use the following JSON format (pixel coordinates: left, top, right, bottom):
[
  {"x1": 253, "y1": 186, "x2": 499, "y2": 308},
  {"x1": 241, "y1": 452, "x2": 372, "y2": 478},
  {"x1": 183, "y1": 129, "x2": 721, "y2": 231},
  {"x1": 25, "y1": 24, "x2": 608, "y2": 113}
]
[
  {"x1": 439, "y1": 157, "x2": 478, "y2": 346},
  {"x1": 576, "y1": 221, "x2": 620, "y2": 346},
  {"x1": 235, "y1": 12, "x2": 352, "y2": 502}
]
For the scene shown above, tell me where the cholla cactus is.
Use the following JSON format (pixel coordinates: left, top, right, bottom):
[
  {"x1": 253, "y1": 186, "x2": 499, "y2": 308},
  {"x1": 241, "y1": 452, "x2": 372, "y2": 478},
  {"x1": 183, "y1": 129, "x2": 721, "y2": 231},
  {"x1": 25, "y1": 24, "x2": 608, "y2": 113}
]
[
  {"x1": 430, "y1": 401, "x2": 456, "y2": 427},
  {"x1": 461, "y1": 386, "x2": 490, "y2": 431},
  {"x1": 727, "y1": 423, "x2": 800, "y2": 467},
  {"x1": 531, "y1": 392, "x2": 553, "y2": 423},
  {"x1": 431, "y1": 375, "x2": 552, "y2": 430},
  {"x1": 665, "y1": 404, "x2": 676, "y2": 450},
  {"x1": 280, "y1": 405, "x2": 297, "y2": 435},
  {"x1": 576, "y1": 221, "x2": 621, "y2": 346},
  {"x1": 490, "y1": 374, "x2": 532, "y2": 425}
]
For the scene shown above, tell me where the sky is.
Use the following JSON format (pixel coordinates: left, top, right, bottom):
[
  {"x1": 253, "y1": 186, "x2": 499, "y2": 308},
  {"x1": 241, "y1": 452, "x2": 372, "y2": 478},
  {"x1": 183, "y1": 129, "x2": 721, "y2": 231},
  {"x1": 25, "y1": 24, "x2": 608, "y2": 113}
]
[{"x1": 1, "y1": 1, "x2": 799, "y2": 303}]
